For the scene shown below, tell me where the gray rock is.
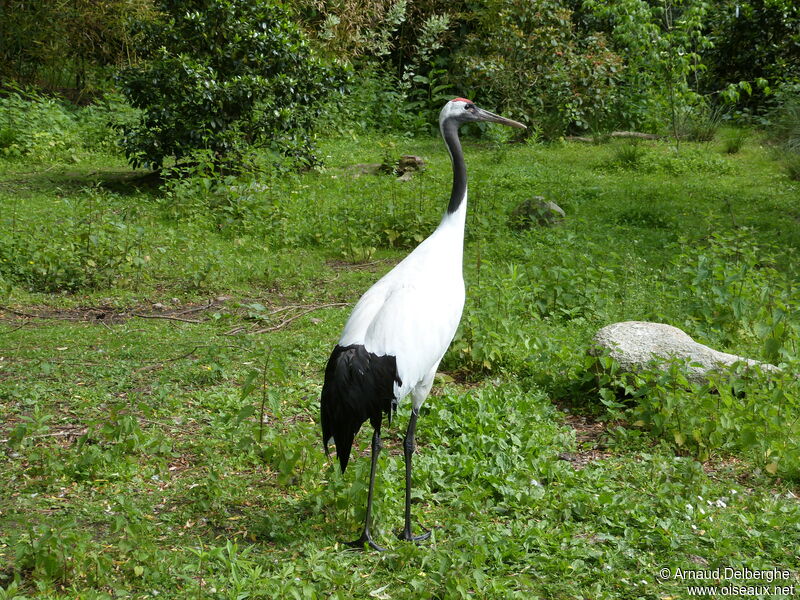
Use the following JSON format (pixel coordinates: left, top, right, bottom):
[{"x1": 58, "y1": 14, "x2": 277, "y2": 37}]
[
  {"x1": 592, "y1": 321, "x2": 779, "y2": 383},
  {"x1": 383, "y1": 154, "x2": 426, "y2": 180},
  {"x1": 510, "y1": 196, "x2": 565, "y2": 229}
]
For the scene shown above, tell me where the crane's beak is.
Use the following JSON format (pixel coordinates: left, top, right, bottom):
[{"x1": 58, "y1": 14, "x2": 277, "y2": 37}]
[{"x1": 476, "y1": 107, "x2": 526, "y2": 129}]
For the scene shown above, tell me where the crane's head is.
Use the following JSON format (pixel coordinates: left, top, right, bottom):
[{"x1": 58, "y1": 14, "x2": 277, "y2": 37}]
[{"x1": 439, "y1": 98, "x2": 526, "y2": 130}]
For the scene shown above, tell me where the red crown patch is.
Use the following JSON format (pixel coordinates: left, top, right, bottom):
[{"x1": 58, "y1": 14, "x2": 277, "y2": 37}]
[{"x1": 451, "y1": 97, "x2": 472, "y2": 103}]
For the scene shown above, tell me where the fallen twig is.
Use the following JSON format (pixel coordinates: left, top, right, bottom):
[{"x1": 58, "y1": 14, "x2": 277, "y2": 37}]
[
  {"x1": 0, "y1": 306, "x2": 47, "y2": 319},
  {"x1": 134, "y1": 346, "x2": 201, "y2": 374},
  {"x1": 173, "y1": 299, "x2": 218, "y2": 316},
  {"x1": 566, "y1": 131, "x2": 662, "y2": 143},
  {"x1": 250, "y1": 303, "x2": 348, "y2": 334},
  {"x1": 225, "y1": 302, "x2": 349, "y2": 335},
  {"x1": 131, "y1": 313, "x2": 202, "y2": 324},
  {"x1": 0, "y1": 322, "x2": 30, "y2": 335},
  {"x1": 0, "y1": 427, "x2": 88, "y2": 444}
]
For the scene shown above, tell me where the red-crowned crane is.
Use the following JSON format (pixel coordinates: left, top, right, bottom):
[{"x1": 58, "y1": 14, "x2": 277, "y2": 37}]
[{"x1": 321, "y1": 98, "x2": 525, "y2": 551}]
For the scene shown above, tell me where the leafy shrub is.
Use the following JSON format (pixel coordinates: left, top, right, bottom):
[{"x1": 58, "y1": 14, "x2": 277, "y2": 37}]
[
  {"x1": 0, "y1": 187, "x2": 150, "y2": 292},
  {"x1": 451, "y1": 0, "x2": 623, "y2": 137},
  {"x1": 703, "y1": 0, "x2": 800, "y2": 113},
  {"x1": 584, "y1": 0, "x2": 713, "y2": 134},
  {"x1": 449, "y1": 232, "x2": 619, "y2": 373},
  {"x1": 296, "y1": 0, "x2": 454, "y2": 128},
  {"x1": 12, "y1": 523, "x2": 93, "y2": 586},
  {"x1": 0, "y1": 91, "x2": 134, "y2": 160},
  {"x1": 320, "y1": 65, "x2": 428, "y2": 134},
  {"x1": 586, "y1": 229, "x2": 800, "y2": 477},
  {"x1": 0, "y1": 92, "x2": 81, "y2": 160},
  {"x1": 662, "y1": 230, "x2": 798, "y2": 360},
  {"x1": 117, "y1": 0, "x2": 345, "y2": 171},
  {"x1": 74, "y1": 93, "x2": 139, "y2": 153},
  {"x1": 597, "y1": 355, "x2": 800, "y2": 478}
]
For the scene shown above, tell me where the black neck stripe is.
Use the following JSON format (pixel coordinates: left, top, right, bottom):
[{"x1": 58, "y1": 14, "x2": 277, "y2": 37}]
[{"x1": 442, "y1": 120, "x2": 467, "y2": 214}]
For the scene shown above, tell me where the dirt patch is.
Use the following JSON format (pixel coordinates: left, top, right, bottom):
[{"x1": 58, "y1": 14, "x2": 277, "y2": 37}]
[
  {"x1": 559, "y1": 413, "x2": 614, "y2": 470},
  {"x1": 0, "y1": 296, "x2": 230, "y2": 326}
]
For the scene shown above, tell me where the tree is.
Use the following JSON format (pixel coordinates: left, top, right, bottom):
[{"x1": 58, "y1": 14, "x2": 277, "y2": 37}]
[
  {"x1": 0, "y1": 0, "x2": 154, "y2": 98},
  {"x1": 451, "y1": 0, "x2": 623, "y2": 137},
  {"x1": 704, "y1": 0, "x2": 800, "y2": 110},
  {"x1": 583, "y1": 0, "x2": 712, "y2": 134},
  {"x1": 116, "y1": 0, "x2": 345, "y2": 171}
]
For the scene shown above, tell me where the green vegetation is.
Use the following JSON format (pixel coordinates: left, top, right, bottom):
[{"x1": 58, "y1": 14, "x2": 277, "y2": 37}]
[
  {"x1": 4, "y1": 1, "x2": 799, "y2": 138},
  {"x1": 1, "y1": 96, "x2": 799, "y2": 597},
  {"x1": 116, "y1": 0, "x2": 344, "y2": 170},
  {"x1": 1, "y1": 0, "x2": 798, "y2": 595}
]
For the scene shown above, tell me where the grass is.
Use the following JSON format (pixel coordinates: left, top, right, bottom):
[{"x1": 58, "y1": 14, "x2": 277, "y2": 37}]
[{"x1": 1, "y1": 120, "x2": 800, "y2": 598}]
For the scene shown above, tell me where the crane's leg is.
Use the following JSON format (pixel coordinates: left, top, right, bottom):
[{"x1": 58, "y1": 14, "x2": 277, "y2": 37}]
[
  {"x1": 347, "y1": 427, "x2": 386, "y2": 551},
  {"x1": 399, "y1": 408, "x2": 431, "y2": 542}
]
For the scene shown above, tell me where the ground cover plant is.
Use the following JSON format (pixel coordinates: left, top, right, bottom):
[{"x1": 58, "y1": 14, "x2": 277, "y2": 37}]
[{"x1": 1, "y1": 103, "x2": 800, "y2": 598}]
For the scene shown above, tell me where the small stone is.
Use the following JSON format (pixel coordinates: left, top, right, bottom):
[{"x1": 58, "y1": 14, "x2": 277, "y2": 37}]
[
  {"x1": 396, "y1": 154, "x2": 425, "y2": 173},
  {"x1": 510, "y1": 196, "x2": 565, "y2": 229},
  {"x1": 381, "y1": 155, "x2": 426, "y2": 179},
  {"x1": 152, "y1": 303, "x2": 165, "y2": 310}
]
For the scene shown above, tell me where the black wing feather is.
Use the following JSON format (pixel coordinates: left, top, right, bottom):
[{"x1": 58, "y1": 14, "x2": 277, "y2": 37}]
[{"x1": 320, "y1": 344, "x2": 400, "y2": 472}]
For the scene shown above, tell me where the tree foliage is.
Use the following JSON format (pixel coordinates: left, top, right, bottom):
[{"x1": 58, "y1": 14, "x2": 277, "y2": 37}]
[
  {"x1": 583, "y1": 0, "x2": 713, "y2": 134},
  {"x1": 704, "y1": 0, "x2": 800, "y2": 110},
  {"x1": 452, "y1": 0, "x2": 623, "y2": 137},
  {"x1": 0, "y1": 0, "x2": 154, "y2": 97},
  {"x1": 116, "y1": 0, "x2": 345, "y2": 171}
]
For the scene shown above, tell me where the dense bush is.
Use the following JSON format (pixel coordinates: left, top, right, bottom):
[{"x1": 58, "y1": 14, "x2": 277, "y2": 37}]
[
  {"x1": 703, "y1": 0, "x2": 800, "y2": 112},
  {"x1": 449, "y1": 0, "x2": 623, "y2": 137},
  {"x1": 0, "y1": 0, "x2": 154, "y2": 96},
  {"x1": 116, "y1": 0, "x2": 345, "y2": 171},
  {"x1": 582, "y1": 0, "x2": 714, "y2": 134},
  {"x1": 0, "y1": 90, "x2": 135, "y2": 161}
]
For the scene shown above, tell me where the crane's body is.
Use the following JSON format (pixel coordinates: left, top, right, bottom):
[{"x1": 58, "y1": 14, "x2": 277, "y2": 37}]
[{"x1": 321, "y1": 98, "x2": 524, "y2": 551}]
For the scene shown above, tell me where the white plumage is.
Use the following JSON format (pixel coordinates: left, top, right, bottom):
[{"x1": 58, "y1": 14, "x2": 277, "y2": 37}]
[
  {"x1": 320, "y1": 98, "x2": 525, "y2": 551},
  {"x1": 338, "y1": 197, "x2": 467, "y2": 407}
]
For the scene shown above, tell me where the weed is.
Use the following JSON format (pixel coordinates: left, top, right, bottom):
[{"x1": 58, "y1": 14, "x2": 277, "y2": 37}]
[
  {"x1": 768, "y1": 96, "x2": 800, "y2": 154},
  {"x1": 674, "y1": 104, "x2": 725, "y2": 142},
  {"x1": 611, "y1": 140, "x2": 646, "y2": 168},
  {"x1": 721, "y1": 128, "x2": 749, "y2": 154},
  {"x1": 783, "y1": 153, "x2": 800, "y2": 181}
]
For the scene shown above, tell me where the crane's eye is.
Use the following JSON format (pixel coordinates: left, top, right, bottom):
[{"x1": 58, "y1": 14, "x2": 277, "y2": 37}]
[{"x1": 465, "y1": 103, "x2": 476, "y2": 111}]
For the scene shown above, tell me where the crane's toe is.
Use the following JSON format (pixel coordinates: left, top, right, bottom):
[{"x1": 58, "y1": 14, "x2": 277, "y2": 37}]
[
  {"x1": 398, "y1": 527, "x2": 431, "y2": 543},
  {"x1": 345, "y1": 532, "x2": 387, "y2": 552}
]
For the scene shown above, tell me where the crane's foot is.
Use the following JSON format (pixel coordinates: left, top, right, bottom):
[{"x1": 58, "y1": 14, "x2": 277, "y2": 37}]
[
  {"x1": 345, "y1": 532, "x2": 386, "y2": 552},
  {"x1": 398, "y1": 527, "x2": 431, "y2": 543}
]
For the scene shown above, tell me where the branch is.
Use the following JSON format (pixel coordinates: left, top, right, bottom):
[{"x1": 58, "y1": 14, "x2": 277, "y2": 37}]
[
  {"x1": 225, "y1": 302, "x2": 349, "y2": 335},
  {"x1": 0, "y1": 322, "x2": 30, "y2": 335},
  {"x1": 131, "y1": 313, "x2": 202, "y2": 324},
  {"x1": 566, "y1": 131, "x2": 662, "y2": 143},
  {"x1": 133, "y1": 346, "x2": 201, "y2": 373},
  {"x1": 0, "y1": 427, "x2": 88, "y2": 444},
  {"x1": 250, "y1": 303, "x2": 349, "y2": 334}
]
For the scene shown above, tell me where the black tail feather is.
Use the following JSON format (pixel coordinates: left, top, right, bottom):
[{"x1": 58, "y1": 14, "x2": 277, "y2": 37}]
[{"x1": 320, "y1": 344, "x2": 400, "y2": 473}]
